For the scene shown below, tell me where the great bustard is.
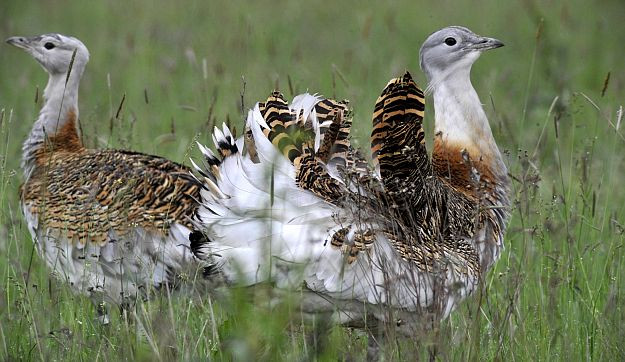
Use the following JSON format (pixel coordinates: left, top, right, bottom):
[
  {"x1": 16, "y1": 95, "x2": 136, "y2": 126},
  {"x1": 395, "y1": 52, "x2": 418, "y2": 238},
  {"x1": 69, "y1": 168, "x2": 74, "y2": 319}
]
[
  {"x1": 7, "y1": 34, "x2": 202, "y2": 321},
  {"x1": 190, "y1": 26, "x2": 510, "y2": 330}
]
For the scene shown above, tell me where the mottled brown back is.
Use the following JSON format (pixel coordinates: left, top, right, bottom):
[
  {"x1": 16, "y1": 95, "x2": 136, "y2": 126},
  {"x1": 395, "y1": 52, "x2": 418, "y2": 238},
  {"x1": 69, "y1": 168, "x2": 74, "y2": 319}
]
[{"x1": 22, "y1": 148, "x2": 202, "y2": 246}]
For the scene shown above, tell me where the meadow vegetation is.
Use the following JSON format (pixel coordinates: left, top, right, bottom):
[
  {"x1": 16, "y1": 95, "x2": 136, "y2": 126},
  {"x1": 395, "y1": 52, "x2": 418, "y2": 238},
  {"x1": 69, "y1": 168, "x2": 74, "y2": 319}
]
[{"x1": 0, "y1": 0, "x2": 623, "y2": 359}]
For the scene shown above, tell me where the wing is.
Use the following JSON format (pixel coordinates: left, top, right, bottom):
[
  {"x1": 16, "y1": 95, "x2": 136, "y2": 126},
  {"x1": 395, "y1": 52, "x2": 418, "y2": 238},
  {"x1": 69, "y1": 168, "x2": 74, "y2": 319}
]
[
  {"x1": 371, "y1": 72, "x2": 429, "y2": 210},
  {"x1": 21, "y1": 149, "x2": 202, "y2": 303},
  {"x1": 22, "y1": 150, "x2": 201, "y2": 244},
  {"x1": 313, "y1": 98, "x2": 370, "y2": 176}
]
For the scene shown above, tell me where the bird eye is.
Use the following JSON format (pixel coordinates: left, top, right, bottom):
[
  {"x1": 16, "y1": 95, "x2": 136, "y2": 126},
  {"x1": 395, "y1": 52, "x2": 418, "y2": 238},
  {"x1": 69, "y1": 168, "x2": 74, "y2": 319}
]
[
  {"x1": 44, "y1": 42, "x2": 56, "y2": 50},
  {"x1": 444, "y1": 37, "x2": 457, "y2": 46}
]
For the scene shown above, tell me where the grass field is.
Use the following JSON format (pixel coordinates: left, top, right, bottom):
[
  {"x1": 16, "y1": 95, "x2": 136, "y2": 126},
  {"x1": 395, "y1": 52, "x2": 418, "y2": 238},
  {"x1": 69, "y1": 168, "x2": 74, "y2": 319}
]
[{"x1": 1, "y1": 0, "x2": 624, "y2": 360}]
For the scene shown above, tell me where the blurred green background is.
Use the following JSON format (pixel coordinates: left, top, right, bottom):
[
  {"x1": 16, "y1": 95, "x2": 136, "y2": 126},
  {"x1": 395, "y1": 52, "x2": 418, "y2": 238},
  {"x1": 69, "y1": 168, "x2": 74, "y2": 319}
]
[{"x1": 1, "y1": 0, "x2": 624, "y2": 360}]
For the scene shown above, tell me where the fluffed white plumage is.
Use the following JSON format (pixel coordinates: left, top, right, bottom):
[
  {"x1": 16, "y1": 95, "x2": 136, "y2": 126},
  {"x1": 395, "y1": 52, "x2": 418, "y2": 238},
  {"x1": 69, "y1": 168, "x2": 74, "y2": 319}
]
[
  {"x1": 192, "y1": 99, "x2": 472, "y2": 325},
  {"x1": 24, "y1": 205, "x2": 194, "y2": 305}
]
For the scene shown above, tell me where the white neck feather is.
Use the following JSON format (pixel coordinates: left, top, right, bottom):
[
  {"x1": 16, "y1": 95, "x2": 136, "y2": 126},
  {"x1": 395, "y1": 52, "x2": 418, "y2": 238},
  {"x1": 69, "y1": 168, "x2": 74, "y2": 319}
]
[
  {"x1": 430, "y1": 66, "x2": 506, "y2": 178},
  {"x1": 22, "y1": 67, "x2": 83, "y2": 180}
]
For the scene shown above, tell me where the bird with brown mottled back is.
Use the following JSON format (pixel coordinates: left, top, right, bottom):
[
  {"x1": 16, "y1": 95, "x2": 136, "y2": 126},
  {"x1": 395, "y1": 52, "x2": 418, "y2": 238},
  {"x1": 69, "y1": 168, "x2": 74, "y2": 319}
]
[{"x1": 7, "y1": 34, "x2": 202, "y2": 323}]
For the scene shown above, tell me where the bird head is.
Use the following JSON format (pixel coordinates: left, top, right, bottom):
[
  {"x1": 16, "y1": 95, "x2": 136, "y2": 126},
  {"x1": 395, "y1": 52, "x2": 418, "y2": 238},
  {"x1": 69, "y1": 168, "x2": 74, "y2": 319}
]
[
  {"x1": 419, "y1": 26, "x2": 503, "y2": 85},
  {"x1": 6, "y1": 33, "x2": 90, "y2": 76}
]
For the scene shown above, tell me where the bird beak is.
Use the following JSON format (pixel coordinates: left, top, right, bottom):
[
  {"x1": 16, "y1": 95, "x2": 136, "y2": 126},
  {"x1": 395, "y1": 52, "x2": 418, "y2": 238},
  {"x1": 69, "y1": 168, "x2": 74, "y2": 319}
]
[
  {"x1": 466, "y1": 36, "x2": 504, "y2": 51},
  {"x1": 6, "y1": 36, "x2": 32, "y2": 51}
]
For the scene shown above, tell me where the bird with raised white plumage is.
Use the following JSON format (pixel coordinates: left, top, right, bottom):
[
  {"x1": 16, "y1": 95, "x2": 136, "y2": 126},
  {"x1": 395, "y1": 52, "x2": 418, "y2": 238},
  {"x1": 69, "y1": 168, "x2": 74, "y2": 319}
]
[{"x1": 189, "y1": 25, "x2": 510, "y2": 333}]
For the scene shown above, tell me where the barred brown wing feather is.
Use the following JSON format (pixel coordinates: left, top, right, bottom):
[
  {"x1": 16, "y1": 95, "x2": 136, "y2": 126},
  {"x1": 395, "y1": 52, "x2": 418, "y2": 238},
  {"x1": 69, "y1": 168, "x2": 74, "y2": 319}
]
[
  {"x1": 314, "y1": 98, "x2": 350, "y2": 158},
  {"x1": 295, "y1": 146, "x2": 345, "y2": 203},
  {"x1": 315, "y1": 110, "x2": 342, "y2": 163},
  {"x1": 315, "y1": 98, "x2": 369, "y2": 175},
  {"x1": 259, "y1": 92, "x2": 313, "y2": 163},
  {"x1": 371, "y1": 72, "x2": 428, "y2": 207},
  {"x1": 257, "y1": 93, "x2": 360, "y2": 204}
]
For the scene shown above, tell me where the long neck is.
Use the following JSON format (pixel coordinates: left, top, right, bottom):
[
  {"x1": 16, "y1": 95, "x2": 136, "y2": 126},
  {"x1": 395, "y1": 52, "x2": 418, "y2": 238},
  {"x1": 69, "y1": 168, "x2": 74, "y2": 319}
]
[
  {"x1": 430, "y1": 67, "x2": 510, "y2": 270},
  {"x1": 22, "y1": 69, "x2": 84, "y2": 179},
  {"x1": 430, "y1": 68, "x2": 509, "y2": 207}
]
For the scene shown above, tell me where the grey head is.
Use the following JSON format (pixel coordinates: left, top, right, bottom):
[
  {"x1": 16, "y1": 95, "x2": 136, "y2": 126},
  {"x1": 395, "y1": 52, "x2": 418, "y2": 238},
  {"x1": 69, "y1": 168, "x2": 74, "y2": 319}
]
[
  {"x1": 6, "y1": 33, "x2": 90, "y2": 76},
  {"x1": 419, "y1": 26, "x2": 503, "y2": 83}
]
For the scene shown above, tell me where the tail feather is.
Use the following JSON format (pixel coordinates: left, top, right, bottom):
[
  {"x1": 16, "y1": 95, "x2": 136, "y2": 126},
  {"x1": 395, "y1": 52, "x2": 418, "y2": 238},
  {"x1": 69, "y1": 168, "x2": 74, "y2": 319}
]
[
  {"x1": 290, "y1": 93, "x2": 322, "y2": 128},
  {"x1": 312, "y1": 98, "x2": 354, "y2": 170},
  {"x1": 260, "y1": 92, "x2": 316, "y2": 164},
  {"x1": 248, "y1": 104, "x2": 296, "y2": 176},
  {"x1": 212, "y1": 123, "x2": 238, "y2": 158}
]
